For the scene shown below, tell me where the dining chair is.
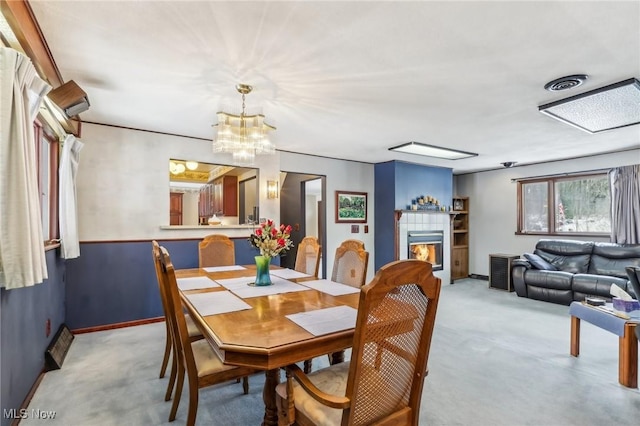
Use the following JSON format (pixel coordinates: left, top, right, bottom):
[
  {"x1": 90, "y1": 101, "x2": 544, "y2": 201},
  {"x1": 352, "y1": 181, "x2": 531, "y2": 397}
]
[
  {"x1": 294, "y1": 236, "x2": 321, "y2": 277},
  {"x1": 151, "y1": 241, "x2": 203, "y2": 402},
  {"x1": 198, "y1": 234, "x2": 235, "y2": 268},
  {"x1": 276, "y1": 259, "x2": 442, "y2": 426},
  {"x1": 331, "y1": 239, "x2": 369, "y2": 288},
  {"x1": 304, "y1": 239, "x2": 369, "y2": 373},
  {"x1": 158, "y1": 245, "x2": 257, "y2": 426}
]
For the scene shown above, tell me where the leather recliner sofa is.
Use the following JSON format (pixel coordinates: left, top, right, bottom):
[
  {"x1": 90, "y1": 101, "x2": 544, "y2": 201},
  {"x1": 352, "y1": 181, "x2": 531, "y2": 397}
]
[{"x1": 511, "y1": 239, "x2": 640, "y2": 305}]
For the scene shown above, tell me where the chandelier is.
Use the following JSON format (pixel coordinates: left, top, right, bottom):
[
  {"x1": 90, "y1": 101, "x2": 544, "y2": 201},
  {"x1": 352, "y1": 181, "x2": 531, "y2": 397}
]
[{"x1": 212, "y1": 84, "x2": 276, "y2": 165}]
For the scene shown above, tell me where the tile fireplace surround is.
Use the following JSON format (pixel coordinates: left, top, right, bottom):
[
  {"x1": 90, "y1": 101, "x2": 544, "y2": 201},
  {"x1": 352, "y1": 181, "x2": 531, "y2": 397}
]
[{"x1": 397, "y1": 211, "x2": 452, "y2": 284}]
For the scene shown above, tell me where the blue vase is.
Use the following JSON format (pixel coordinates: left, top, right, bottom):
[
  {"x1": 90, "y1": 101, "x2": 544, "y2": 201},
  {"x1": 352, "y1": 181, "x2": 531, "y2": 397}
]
[{"x1": 254, "y1": 255, "x2": 273, "y2": 286}]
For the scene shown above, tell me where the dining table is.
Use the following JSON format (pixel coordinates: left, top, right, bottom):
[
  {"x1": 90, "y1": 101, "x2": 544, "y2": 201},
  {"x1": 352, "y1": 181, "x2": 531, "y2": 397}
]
[{"x1": 175, "y1": 264, "x2": 361, "y2": 426}]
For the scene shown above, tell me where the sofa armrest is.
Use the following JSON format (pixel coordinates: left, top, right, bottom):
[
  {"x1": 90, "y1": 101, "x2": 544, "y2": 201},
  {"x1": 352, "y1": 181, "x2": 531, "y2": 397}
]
[{"x1": 512, "y1": 259, "x2": 531, "y2": 298}]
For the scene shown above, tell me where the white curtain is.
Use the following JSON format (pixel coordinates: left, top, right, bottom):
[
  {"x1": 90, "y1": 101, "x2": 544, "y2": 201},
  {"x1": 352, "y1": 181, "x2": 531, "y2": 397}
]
[
  {"x1": 609, "y1": 164, "x2": 640, "y2": 244},
  {"x1": 59, "y1": 134, "x2": 83, "y2": 259},
  {"x1": 0, "y1": 47, "x2": 51, "y2": 289}
]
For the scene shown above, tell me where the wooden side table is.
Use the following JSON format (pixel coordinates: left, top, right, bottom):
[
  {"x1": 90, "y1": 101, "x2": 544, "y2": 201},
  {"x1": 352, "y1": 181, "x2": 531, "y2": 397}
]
[{"x1": 569, "y1": 301, "x2": 639, "y2": 388}]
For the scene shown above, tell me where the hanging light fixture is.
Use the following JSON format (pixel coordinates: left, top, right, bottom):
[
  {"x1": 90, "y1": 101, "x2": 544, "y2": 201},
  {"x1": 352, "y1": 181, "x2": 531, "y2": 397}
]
[{"x1": 212, "y1": 84, "x2": 276, "y2": 165}]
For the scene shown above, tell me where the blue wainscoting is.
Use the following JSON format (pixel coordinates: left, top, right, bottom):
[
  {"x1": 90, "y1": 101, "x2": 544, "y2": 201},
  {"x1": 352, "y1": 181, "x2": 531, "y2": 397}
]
[
  {"x1": 0, "y1": 249, "x2": 65, "y2": 426},
  {"x1": 64, "y1": 238, "x2": 273, "y2": 330}
]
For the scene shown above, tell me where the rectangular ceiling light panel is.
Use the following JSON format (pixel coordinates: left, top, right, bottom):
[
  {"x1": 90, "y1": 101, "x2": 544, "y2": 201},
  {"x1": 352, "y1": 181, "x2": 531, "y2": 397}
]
[
  {"x1": 389, "y1": 142, "x2": 478, "y2": 160},
  {"x1": 539, "y1": 78, "x2": 640, "y2": 133}
]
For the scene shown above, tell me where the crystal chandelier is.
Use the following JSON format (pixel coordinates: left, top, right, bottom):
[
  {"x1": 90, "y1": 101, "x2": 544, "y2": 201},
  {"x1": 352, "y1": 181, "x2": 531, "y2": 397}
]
[{"x1": 212, "y1": 84, "x2": 276, "y2": 165}]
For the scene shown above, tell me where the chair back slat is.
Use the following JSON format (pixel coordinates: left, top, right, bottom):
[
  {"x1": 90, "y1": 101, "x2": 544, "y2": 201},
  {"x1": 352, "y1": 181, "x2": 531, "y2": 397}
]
[{"x1": 344, "y1": 260, "x2": 441, "y2": 426}]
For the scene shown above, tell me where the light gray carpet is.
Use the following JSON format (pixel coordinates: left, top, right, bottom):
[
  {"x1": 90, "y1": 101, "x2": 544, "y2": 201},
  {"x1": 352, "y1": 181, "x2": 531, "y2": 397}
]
[{"x1": 22, "y1": 279, "x2": 640, "y2": 425}]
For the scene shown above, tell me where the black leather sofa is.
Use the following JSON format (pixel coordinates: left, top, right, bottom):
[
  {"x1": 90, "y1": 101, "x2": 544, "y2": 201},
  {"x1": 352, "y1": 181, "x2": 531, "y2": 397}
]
[{"x1": 511, "y1": 239, "x2": 640, "y2": 305}]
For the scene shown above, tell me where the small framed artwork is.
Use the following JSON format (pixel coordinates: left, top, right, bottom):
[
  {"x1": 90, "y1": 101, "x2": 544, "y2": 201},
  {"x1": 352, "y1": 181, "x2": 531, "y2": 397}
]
[
  {"x1": 453, "y1": 199, "x2": 464, "y2": 211},
  {"x1": 335, "y1": 190, "x2": 368, "y2": 223}
]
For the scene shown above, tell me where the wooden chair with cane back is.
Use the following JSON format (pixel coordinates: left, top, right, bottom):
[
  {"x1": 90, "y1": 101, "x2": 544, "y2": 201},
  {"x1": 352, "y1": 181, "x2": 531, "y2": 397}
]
[
  {"x1": 304, "y1": 239, "x2": 369, "y2": 373},
  {"x1": 331, "y1": 239, "x2": 369, "y2": 288},
  {"x1": 276, "y1": 259, "x2": 442, "y2": 426},
  {"x1": 151, "y1": 241, "x2": 203, "y2": 401},
  {"x1": 158, "y1": 245, "x2": 257, "y2": 426},
  {"x1": 198, "y1": 234, "x2": 235, "y2": 268},
  {"x1": 294, "y1": 236, "x2": 321, "y2": 277}
]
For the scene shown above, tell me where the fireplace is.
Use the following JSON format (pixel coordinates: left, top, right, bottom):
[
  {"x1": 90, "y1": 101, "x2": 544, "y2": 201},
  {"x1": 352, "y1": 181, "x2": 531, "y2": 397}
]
[{"x1": 408, "y1": 230, "x2": 444, "y2": 271}]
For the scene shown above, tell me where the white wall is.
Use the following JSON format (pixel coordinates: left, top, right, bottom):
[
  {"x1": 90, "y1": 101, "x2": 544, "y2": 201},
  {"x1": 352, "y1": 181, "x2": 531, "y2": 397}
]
[
  {"x1": 76, "y1": 124, "x2": 376, "y2": 282},
  {"x1": 77, "y1": 123, "x2": 279, "y2": 240},
  {"x1": 280, "y1": 152, "x2": 376, "y2": 282},
  {"x1": 455, "y1": 149, "x2": 640, "y2": 276}
]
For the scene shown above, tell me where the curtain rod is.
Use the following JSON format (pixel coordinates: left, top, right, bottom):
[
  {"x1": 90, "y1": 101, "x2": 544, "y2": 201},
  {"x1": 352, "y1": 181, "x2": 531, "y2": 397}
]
[{"x1": 511, "y1": 167, "x2": 611, "y2": 183}]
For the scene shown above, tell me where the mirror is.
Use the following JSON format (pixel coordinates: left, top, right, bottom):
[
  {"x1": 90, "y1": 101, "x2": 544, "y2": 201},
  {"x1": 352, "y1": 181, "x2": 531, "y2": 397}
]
[{"x1": 169, "y1": 159, "x2": 258, "y2": 226}]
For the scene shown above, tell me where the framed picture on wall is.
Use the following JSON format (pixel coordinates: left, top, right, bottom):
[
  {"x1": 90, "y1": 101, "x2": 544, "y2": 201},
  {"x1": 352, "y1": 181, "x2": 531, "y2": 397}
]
[{"x1": 335, "y1": 190, "x2": 367, "y2": 223}]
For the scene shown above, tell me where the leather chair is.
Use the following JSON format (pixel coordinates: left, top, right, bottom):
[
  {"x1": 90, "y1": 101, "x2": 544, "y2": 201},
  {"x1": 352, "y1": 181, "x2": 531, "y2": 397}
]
[
  {"x1": 198, "y1": 234, "x2": 235, "y2": 267},
  {"x1": 276, "y1": 259, "x2": 442, "y2": 426}
]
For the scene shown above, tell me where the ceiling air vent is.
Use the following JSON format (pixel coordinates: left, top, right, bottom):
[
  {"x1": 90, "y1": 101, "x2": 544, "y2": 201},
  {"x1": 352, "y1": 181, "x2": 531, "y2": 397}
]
[{"x1": 544, "y1": 74, "x2": 588, "y2": 92}]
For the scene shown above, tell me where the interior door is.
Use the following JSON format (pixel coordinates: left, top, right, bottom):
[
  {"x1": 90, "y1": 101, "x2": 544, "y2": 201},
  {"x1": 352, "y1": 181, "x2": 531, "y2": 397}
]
[
  {"x1": 169, "y1": 192, "x2": 183, "y2": 225},
  {"x1": 279, "y1": 173, "x2": 326, "y2": 277}
]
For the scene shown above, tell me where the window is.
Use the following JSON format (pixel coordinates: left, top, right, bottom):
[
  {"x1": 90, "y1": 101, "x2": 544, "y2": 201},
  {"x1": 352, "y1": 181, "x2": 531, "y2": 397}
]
[
  {"x1": 34, "y1": 120, "x2": 60, "y2": 244},
  {"x1": 518, "y1": 173, "x2": 611, "y2": 235}
]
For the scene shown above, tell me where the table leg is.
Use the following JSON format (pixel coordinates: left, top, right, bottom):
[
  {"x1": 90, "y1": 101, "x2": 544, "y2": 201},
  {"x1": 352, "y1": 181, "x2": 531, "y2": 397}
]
[
  {"x1": 618, "y1": 323, "x2": 638, "y2": 388},
  {"x1": 262, "y1": 368, "x2": 281, "y2": 426},
  {"x1": 570, "y1": 316, "x2": 580, "y2": 357},
  {"x1": 330, "y1": 350, "x2": 345, "y2": 365}
]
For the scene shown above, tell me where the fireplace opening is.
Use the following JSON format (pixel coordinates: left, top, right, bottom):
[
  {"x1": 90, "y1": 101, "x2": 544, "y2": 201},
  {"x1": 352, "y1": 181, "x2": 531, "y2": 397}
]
[{"x1": 408, "y1": 231, "x2": 443, "y2": 271}]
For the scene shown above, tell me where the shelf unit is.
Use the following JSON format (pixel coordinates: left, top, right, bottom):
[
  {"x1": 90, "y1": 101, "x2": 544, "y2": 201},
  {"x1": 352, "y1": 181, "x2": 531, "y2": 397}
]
[{"x1": 451, "y1": 196, "x2": 469, "y2": 282}]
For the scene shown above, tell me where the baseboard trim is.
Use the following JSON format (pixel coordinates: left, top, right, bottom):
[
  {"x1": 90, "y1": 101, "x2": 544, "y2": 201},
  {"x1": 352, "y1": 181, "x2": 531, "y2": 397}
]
[
  {"x1": 71, "y1": 317, "x2": 164, "y2": 334},
  {"x1": 13, "y1": 369, "x2": 46, "y2": 426}
]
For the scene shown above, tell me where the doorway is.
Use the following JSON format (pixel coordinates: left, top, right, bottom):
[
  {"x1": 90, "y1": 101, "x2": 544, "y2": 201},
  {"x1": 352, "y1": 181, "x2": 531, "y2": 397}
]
[{"x1": 279, "y1": 173, "x2": 326, "y2": 278}]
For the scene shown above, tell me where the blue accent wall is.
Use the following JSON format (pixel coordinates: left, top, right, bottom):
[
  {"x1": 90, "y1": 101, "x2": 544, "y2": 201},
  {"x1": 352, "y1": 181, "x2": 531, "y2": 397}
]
[
  {"x1": 374, "y1": 162, "x2": 398, "y2": 270},
  {"x1": 1, "y1": 249, "x2": 65, "y2": 426},
  {"x1": 64, "y1": 238, "x2": 273, "y2": 330},
  {"x1": 374, "y1": 161, "x2": 453, "y2": 270}
]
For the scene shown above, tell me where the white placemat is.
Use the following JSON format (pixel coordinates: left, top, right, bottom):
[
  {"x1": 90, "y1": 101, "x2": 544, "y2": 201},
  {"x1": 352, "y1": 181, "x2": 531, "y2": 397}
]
[
  {"x1": 298, "y1": 279, "x2": 360, "y2": 296},
  {"x1": 184, "y1": 291, "x2": 252, "y2": 316},
  {"x1": 270, "y1": 268, "x2": 312, "y2": 279},
  {"x1": 231, "y1": 277, "x2": 312, "y2": 299},
  {"x1": 202, "y1": 265, "x2": 247, "y2": 273},
  {"x1": 177, "y1": 276, "x2": 220, "y2": 291},
  {"x1": 215, "y1": 276, "x2": 256, "y2": 290},
  {"x1": 286, "y1": 305, "x2": 358, "y2": 336}
]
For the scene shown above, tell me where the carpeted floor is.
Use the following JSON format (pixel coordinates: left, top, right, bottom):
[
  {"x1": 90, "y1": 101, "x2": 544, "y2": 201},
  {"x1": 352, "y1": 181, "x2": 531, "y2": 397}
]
[{"x1": 21, "y1": 279, "x2": 640, "y2": 425}]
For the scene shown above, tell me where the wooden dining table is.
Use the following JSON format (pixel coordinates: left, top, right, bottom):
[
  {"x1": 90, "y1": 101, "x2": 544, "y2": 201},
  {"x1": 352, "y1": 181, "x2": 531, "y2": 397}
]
[{"x1": 175, "y1": 264, "x2": 360, "y2": 426}]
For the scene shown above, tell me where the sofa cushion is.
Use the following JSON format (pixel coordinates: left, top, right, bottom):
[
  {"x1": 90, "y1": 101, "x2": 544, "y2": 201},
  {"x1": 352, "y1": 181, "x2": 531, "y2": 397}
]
[
  {"x1": 587, "y1": 243, "x2": 640, "y2": 279},
  {"x1": 572, "y1": 274, "x2": 629, "y2": 301},
  {"x1": 526, "y1": 286, "x2": 573, "y2": 305},
  {"x1": 523, "y1": 270, "x2": 573, "y2": 290},
  {"x1": 524, "y1": 253, "x2": 557, "y2": 271},
  {"x1": 534, "y1": 239, "x2": 593, "y2": 273}
]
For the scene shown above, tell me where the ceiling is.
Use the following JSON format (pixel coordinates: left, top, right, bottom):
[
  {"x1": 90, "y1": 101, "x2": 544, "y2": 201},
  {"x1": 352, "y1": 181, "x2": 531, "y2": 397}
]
[{"x1": 27, "y1": 1, "x2": 640, "y2": 174}]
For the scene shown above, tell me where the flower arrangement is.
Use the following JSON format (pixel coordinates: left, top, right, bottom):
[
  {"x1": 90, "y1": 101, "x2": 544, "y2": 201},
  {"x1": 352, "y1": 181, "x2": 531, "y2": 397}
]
[{"x1": 248, "y1": 219, "x2": 294, "y2": 259}]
